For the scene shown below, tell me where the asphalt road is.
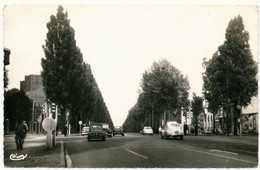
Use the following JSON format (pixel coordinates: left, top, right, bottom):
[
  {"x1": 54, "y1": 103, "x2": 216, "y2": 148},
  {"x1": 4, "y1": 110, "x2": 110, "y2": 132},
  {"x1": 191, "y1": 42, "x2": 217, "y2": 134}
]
[{"x1": 62, "y1": 133, "x2": 258, "y2": 168}]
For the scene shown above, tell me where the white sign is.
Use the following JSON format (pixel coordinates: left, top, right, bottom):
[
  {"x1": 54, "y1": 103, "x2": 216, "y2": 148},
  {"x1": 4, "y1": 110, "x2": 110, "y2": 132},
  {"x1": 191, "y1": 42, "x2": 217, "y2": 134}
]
[
  {"x1": 42, "y1": 118, "x2": 56, "y2": 132},
  {"x1": 79, "y1": 121, "x2": 82, "y2": 125}
]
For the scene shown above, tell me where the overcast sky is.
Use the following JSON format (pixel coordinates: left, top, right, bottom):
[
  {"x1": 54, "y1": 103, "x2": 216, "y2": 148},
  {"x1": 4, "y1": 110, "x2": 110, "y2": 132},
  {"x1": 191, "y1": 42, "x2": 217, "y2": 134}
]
[{"x1": 3, "y1": 5, "x2": 258, "y2": 126}]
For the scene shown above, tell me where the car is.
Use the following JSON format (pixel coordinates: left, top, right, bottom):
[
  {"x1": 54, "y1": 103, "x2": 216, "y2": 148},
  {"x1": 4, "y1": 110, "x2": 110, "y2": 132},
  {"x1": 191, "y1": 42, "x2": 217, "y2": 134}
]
[
  {"x1": 142, "y1": 126, "x2": 154, "y2": 135},
  {"x1": 161, "y1": 121, "x2": 184, "y2": 140},
  {"x1": 113, "y1": 126, "x2": 124, "y2": 136},
  {"x1": 87, "y1": 123, "x2": 106, "y2": 141},
  {"x1": 81, "y1": 126, "x2": 89, "y2": 136},
  {"x1": 102, "y1": 123, "x2": 112, "y2": 137}
]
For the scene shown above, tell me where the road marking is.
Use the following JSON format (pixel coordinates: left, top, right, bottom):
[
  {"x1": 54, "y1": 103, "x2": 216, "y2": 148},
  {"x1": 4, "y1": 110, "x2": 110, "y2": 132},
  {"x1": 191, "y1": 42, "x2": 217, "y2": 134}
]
[
  {"x1": 184, "y1": 147, "x2": 257, "y2": 165},
  {"x1": 126, "y1": 149, "x2": 148, "y2": 159},
  {"x1": 210, "y1": 149, "x2": 238, "y2": 155}
]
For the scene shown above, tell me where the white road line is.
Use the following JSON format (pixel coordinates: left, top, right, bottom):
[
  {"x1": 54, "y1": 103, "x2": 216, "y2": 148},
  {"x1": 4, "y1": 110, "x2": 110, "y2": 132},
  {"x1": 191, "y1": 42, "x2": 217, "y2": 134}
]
[
  {"x1": 126, "y1": 149, "x2": 148, "y2": 159},
  {"x1": 210, "y1": 149, "x2": 238, "y2": 155},
  {"x1": 184, "y1": 147, "x2": 257, "y2": 165}
]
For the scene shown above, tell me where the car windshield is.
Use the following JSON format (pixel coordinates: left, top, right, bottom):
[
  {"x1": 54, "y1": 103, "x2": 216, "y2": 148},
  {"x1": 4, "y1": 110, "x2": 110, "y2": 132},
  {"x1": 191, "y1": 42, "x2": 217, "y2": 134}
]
[
  {"x1": 115, "y1": 126, "x2": 121, "y2": 129},
  {"x1": 91, "y1": 125, "x2": 102, "y2": 130}
]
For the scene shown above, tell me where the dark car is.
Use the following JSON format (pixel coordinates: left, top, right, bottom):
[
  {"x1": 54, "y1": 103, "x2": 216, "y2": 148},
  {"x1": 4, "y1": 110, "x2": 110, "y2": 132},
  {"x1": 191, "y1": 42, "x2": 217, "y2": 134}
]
[
  {"x1": 113, "y1": 126, "x2": 124, "y2": 136},
  {"x1": 88, "y1": 123, "x2": 106, "y2": 141}
]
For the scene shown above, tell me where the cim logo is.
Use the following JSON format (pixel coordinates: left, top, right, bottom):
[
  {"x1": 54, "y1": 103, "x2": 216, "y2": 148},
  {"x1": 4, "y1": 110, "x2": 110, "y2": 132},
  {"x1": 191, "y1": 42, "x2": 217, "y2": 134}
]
[{"x1": 10, "y1": 153, "x2": 28, "y2": 161}]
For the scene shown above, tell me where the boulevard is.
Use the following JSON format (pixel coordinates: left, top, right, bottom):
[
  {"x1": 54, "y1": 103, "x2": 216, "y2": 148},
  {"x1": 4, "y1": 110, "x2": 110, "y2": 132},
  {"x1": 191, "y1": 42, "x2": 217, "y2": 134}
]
[
  {"x1": 4, "y1": 133, "x2": 258, "y2": 168},
  {"x1": 62, "y1": 133, "x2": 257, "y2": 168}
]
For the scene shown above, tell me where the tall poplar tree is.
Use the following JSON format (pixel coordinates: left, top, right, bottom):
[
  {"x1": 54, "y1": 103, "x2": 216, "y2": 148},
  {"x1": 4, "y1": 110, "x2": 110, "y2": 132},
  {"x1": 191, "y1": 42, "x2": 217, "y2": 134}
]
[
  {"x1": 203, "y1": 15, "x2": 258, "y2": 135},
  {"x1": 41, "y1": 6, "x2": 85, "y2": 124}
]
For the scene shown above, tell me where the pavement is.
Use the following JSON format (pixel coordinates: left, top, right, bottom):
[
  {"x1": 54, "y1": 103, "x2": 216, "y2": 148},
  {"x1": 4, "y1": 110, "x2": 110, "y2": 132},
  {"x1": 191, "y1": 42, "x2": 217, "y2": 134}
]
[
  {"x1": 3, "y1": 132, "x2": 259, "y2": 168},
  {"x1": 3, "y1": 133, "x2": 66, "y2": 168}
]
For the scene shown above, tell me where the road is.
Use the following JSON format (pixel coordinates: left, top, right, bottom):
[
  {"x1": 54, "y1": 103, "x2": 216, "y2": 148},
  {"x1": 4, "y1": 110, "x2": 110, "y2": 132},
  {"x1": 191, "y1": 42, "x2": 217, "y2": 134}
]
[{"x1": 62, "y1": 133, "x2": 258, "y2": 168}]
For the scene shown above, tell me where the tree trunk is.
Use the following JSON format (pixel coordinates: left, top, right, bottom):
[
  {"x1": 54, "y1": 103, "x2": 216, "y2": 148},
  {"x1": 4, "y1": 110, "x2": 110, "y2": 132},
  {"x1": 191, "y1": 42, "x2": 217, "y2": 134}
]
[{"x1": 213, "y1": 112, "x2": 216, "y2": 134}]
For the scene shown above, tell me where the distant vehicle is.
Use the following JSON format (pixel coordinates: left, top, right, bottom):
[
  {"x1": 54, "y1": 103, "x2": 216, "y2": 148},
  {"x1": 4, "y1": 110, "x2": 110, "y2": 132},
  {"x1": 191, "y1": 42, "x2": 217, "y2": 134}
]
[
  {"x1": 142, "y1": 126, "x2": 154, "y2": 135},
  {"x1": 161, "y1": 121, "x2": 184, "y2": 140},
  {"x1": 102, "y1": 123, "x2": 112, "y2": 137},
  {"x1": 113, "y1": 126, "x2": 124, "y2": 136},
  {"x1": 88, "y1": 123, "x2": 106, "y2": 141},
  {"x1": 81, "y1": 126, "x2": 89, "y2": 136}
]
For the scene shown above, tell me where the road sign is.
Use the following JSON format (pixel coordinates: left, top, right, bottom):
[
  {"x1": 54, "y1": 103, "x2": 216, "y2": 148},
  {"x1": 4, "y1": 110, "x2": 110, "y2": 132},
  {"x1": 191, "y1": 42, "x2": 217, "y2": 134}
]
[
  {"x1": 79, "y1": 121, "x2": 82, "y2": 125},
  {"x1": 42, "y1": 118, "x2": 56, "y2": 132}
]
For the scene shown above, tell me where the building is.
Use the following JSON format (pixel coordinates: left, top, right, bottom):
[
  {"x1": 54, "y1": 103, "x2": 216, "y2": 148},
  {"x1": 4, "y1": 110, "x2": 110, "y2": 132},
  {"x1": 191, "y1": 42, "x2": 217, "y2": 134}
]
[
  {"x1": 241, "y1": 96, "x2": 258, "y2": 134},
  {"x1": 20, "y1": 75, "x2": 46, "y2": 132},
  {"x1": 198, "y1": 101, "x2": 213, "y2": 134}
]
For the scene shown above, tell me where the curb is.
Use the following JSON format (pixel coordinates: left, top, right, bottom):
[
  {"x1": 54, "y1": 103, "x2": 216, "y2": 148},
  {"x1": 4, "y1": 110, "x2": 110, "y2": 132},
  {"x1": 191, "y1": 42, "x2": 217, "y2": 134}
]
[
  {"x1": 62, "y1": 142, "x2": 72, "y2": 168},
  {"x1": 60, "y1": 141, "x2": 65, "y2": 167}
]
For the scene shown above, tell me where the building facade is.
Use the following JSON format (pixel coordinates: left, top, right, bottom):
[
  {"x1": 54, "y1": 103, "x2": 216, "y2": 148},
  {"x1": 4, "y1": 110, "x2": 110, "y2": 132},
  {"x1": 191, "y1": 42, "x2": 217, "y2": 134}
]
[
  {"x1": 20, "y1": 75, "x2": 46, "y2": 132},
  {"x1": 242, "y1": 96, "x2": 258, "y2": 134}
]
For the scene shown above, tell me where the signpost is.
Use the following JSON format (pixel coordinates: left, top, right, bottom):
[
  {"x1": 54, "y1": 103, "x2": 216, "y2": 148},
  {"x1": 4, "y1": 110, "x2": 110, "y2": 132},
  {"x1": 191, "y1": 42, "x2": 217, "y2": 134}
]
[
  {"x1": 37, "y1": 115, "x2": 42, "y2": 135},
  {"x1": 79, "y1": 121, "x2": 82, "y2": 135},
  {"x1": 42, "y1": 118, "x2": 56, "y2": 149}
]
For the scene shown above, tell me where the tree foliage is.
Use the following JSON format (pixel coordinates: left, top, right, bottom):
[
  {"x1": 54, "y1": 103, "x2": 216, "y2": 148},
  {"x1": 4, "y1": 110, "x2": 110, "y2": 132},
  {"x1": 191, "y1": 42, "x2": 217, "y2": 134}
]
[
  {"x1": 4, "y1": 88, "x2": 32, "y2": 131},
  {"x1": 191, "y1": 93, "x2": 203, "y2": 124},
  {"x1": 202, "y1": 15, "x2": 258, "y2": 135},
  {"x1": 123, "y1": 59, "x2": 190, "y2": 132},
  {"x1": 41, "y1": 6, "x2": 114, "y2": 132}
]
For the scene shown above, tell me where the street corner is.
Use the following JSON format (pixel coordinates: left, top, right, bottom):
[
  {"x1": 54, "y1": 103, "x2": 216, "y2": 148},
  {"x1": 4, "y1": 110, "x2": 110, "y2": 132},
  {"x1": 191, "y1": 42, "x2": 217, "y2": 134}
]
[{"x1": 4, "y1": 142, "x2": 63, "y2": 168}]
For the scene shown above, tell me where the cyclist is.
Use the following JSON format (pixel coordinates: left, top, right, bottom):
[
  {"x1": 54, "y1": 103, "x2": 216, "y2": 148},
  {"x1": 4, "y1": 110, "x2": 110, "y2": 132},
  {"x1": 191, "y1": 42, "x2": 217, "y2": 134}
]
[{"x1": 15, "y1": 120, "x2": 27, "y2": 150}]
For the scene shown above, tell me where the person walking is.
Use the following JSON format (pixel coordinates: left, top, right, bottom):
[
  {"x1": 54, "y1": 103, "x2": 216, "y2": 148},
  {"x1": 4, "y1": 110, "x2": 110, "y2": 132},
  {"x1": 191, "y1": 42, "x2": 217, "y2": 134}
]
[
  {"x1": 64, "y1": 125, "x2": 68, "y2": 137},
  {"x1": 15, "y1": 120, "x2": 27, "y2": 150}
]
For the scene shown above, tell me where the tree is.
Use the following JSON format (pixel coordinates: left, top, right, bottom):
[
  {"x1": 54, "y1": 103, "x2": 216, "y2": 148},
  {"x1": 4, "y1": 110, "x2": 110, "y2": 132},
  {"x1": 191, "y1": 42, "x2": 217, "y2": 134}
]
[
  {"x1": 124, "y1": 59, "x2": 190, "y2": 132},
  {"x1": 41, "y1": 6, "x2": 85, "y2": 126},
  {"x1": 202, "y1": 15, "x2": 258, "y2": 135},
  {"x1": 4, "y1": 88, "x2": 32, "y2": 132},
  {"x1": 141, "y1": 60, "x2": 190, "y2": 121},
  {"x1": 191, "y1": 93, "x2": 203, "y2": 135}
]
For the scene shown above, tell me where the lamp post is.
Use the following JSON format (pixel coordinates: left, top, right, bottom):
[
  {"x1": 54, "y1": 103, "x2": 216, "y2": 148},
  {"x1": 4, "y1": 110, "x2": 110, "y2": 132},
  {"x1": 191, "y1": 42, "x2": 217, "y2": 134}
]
[{"x1": 237, "y1": 104, "x2": 242, "y2": 136}]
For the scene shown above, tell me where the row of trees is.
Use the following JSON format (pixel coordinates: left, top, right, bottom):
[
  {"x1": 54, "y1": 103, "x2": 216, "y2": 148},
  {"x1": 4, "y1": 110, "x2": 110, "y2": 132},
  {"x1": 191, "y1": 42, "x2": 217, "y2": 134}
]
[
  {"x1": 203, "y1": 15, "x2": 258, "y2": 135},
  {"x1": 123, "y1": 59, "x2": 190, "y2": 133},
  {"x1": 123, "y1": 15, "x2": 258, "y2": 135},
  {"x1": 41, "y1": 6, "x2": 113, "y2": 133}
]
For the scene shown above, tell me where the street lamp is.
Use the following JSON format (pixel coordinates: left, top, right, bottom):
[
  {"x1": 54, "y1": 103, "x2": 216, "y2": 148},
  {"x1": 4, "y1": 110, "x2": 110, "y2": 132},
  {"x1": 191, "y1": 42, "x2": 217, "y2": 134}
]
[{"x1": 237, "y1": 104, "x2": 242, "y2": 136}]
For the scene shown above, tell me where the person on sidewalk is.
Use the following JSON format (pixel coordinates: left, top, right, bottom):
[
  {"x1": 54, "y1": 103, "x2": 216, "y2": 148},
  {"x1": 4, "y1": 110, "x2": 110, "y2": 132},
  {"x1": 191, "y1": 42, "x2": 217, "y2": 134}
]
[
  {"x1": 63, "y1": 125, "x2": 68, "y2": 137},
  {"x1": 15, "y1": 120, "x2": 27, "y2": 150}
]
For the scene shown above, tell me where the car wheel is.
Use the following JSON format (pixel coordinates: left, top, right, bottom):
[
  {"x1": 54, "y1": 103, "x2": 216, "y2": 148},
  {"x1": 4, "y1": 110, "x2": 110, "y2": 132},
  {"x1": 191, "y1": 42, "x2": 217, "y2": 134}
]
[
  {"x1": 88, "y1": 137, "x2": 91, "y2": 142},
  {"x1": 180, "y1": 136, "x2": 183, "y2": 140},
  {"x1": 161, "y1": 135, "x2": 163, "y2": 139},
  {"x1": 122, "y1": 133, "x2": 124, "y2": 136},
  {"x1": 102, "y1": 137, "x2": 106, "y2": 141}
]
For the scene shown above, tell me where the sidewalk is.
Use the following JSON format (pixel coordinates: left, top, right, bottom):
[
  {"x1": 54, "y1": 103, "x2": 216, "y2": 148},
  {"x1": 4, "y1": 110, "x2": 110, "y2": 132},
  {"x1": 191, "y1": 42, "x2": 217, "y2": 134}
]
[
  {"x1": 185, "y1": 133, "x2": 258, "y2": 146},
  {"x1": 4, "y1": 133, "x2": 66, "y2": 168}
]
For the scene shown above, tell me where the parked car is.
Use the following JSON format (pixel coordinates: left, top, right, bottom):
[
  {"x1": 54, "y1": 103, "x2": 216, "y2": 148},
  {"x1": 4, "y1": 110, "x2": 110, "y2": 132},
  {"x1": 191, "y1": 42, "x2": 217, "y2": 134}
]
[
  {"x1": 88, "y1": 123, "x2": 106, "y2": 141},
  {"x1": 161, "y1": 121, "x2": 184, "y2": 140},
  {"x1": 113, "y1": 126, "x2": 124, "y2": 136},
  {"x1": 142, "y1": 126, "x2": 154, "y2": 135},
  {"x1": 81, "y1": 126, "x2": 89, "y2": 136},
  {"x1": 102, "y1": 123, "x2": 112, "y2": 137}
]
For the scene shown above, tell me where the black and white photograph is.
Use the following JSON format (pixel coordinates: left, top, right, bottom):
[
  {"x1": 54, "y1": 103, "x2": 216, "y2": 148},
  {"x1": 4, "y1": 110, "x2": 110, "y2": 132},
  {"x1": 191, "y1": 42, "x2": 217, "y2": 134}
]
[{"x1": 1, "y1": 1, "x2": 259, "y2": 169}]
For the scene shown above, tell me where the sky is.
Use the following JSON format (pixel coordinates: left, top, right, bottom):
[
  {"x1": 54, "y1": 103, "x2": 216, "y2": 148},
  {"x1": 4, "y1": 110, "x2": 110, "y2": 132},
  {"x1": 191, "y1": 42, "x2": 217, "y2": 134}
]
[{"x1": 3, "y1": 4, "x2": 259, "y2": 126}]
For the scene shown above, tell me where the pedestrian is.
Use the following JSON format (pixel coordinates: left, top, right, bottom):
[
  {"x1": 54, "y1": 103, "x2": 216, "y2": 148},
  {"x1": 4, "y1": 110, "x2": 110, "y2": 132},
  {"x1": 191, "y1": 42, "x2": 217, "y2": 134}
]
[
  {"x1": 15, "y1": 120, "x2": 27, "y2": 150},
  {"x1": 64, "y1": 125, "x2": 68, "y2": 137},
  {"x1": 184, "y1": 124, "x2": 188, "y2": 135},
  {"x1": 195, "y1": 124, "x2": 198, "y2": 136}
]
